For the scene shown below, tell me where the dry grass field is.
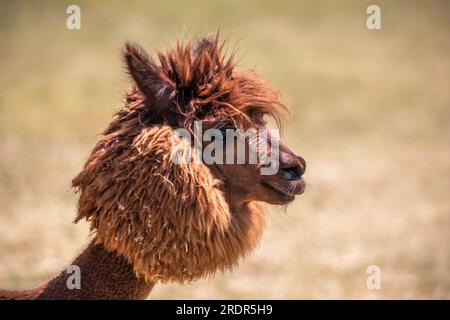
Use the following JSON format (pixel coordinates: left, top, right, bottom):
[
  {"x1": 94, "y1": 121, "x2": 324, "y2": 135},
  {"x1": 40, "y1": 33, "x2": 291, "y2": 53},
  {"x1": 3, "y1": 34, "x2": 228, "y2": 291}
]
[{"x1": 0, "y1": 0, "x2": 449, "y2": 299}]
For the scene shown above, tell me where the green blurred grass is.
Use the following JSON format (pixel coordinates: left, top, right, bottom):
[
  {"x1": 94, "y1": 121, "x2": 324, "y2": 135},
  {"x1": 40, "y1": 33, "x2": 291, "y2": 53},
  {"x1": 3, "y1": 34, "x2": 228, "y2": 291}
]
[{"x1": 0, "y1": 0, "x2": 449, "y2": 298}]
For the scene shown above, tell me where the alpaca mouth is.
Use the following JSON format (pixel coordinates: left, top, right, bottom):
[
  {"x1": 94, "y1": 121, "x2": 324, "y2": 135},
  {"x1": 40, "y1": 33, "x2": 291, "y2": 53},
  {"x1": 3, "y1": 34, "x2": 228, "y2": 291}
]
[{"x1": 262, "y1": 179, "x2": 304, "y2": 203}]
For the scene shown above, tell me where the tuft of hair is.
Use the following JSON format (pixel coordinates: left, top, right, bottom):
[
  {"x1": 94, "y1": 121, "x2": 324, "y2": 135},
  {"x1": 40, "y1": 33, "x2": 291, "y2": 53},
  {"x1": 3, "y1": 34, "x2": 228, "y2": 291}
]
[{"x1": 122, "y1": 32, "x2": 288, "y2": 131}]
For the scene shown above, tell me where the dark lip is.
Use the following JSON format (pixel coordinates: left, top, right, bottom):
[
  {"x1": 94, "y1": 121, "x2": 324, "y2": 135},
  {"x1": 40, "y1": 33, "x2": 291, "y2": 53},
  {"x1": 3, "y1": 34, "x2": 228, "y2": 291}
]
[{"x1": 262, "y1": 181, "x2": 298, "y2": 202}]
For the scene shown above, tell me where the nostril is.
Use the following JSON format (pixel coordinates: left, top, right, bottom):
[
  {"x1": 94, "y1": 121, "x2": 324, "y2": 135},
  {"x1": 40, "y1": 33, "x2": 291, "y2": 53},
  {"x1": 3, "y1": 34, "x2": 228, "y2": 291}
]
[{"x1": 281, "y1": 166, "x2": 301, "y2": 181}]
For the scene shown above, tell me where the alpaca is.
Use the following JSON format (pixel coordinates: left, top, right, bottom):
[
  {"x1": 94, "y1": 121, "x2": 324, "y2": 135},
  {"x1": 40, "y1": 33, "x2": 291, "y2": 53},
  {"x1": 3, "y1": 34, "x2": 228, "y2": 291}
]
[{"x1": 0, "y1": 33, "x2": 306, "y2": 299}]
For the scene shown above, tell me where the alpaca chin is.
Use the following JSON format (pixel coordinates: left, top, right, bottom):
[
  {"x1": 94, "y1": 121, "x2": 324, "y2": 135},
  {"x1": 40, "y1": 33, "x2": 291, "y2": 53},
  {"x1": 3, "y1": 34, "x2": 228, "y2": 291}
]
[{"x1": 73, "y1": 125, "x2": 265, "y2": 283}]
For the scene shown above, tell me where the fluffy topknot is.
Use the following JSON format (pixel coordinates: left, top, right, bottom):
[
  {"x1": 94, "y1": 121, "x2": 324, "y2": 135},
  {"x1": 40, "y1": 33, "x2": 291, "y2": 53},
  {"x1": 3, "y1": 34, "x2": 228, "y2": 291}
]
[{"x1": 122, "y1": 33, "x2": 287, "y2": 130}]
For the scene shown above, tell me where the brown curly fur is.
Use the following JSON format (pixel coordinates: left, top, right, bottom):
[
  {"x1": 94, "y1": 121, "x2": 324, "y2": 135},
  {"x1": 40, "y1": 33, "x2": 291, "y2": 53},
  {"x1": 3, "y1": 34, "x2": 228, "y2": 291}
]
[
  {"x1": 119, "y1": 34, "x2": 286, "y2": 132},
  {"x1": 73, "y1": 125, "x2": 265, "y2": 283}
]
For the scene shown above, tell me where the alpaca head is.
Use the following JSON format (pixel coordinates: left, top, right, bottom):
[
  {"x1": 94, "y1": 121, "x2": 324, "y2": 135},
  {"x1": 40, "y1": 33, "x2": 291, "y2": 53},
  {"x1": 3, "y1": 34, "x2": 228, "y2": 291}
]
[{"x1": 73, "y1": 33, "x2": 306, "y2": 283}]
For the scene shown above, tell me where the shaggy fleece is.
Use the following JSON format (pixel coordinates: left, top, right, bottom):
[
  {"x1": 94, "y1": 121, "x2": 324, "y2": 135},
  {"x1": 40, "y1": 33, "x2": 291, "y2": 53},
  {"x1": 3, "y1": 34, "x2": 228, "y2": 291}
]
[{"x1": 73, "y1": 124, "x2": 265, "y2": 283}]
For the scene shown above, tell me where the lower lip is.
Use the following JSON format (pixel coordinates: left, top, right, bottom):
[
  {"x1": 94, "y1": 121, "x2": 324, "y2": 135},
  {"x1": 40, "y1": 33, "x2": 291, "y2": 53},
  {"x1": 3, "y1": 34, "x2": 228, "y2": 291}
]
[{"x1": 263, "y1": 181, "x2": 299, "y2": 199}]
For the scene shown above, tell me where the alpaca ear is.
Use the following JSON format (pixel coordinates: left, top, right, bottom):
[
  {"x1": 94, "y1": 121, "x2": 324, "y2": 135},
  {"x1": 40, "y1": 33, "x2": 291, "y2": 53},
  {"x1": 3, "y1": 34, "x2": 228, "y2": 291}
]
[{"x1": 123, "y1": 42, "x2": 170, "y2": 105}]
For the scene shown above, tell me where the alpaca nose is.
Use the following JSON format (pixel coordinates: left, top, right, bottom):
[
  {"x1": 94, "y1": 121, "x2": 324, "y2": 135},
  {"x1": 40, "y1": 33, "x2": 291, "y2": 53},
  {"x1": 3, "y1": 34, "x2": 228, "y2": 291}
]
[{"x1": 280, "y1": 154, "x2": 306, "y2": 181}]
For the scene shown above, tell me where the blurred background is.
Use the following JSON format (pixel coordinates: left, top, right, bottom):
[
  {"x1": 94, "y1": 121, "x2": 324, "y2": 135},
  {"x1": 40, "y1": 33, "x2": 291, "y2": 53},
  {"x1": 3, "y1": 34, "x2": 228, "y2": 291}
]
[{"x1": 0, "y1": 0, "x2": 448, "y2": 299}]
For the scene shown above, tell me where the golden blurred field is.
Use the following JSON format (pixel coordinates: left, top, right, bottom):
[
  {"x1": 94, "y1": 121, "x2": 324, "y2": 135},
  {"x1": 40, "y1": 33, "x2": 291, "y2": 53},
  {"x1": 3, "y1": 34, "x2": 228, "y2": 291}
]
[{"x1": 0, "y1": 0, "x2": 449, "y2": 299}]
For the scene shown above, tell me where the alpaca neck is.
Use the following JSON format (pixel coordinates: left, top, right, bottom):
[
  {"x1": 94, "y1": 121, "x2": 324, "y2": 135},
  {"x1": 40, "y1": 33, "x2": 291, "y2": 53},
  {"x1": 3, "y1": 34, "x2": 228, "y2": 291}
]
[{"x1": 31, "y1": 240, "x2": 154, "y2": 299}]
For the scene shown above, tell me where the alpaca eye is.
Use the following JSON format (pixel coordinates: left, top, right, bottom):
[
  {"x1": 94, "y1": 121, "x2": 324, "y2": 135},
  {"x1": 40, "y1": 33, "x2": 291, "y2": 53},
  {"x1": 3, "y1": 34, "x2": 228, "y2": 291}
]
[
  {"x1": 219, "y1": 125, "x2": 235, "y2": 135},
  {"x1": 219, "y1": 125, "x2": 236, "y2": 138}
]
